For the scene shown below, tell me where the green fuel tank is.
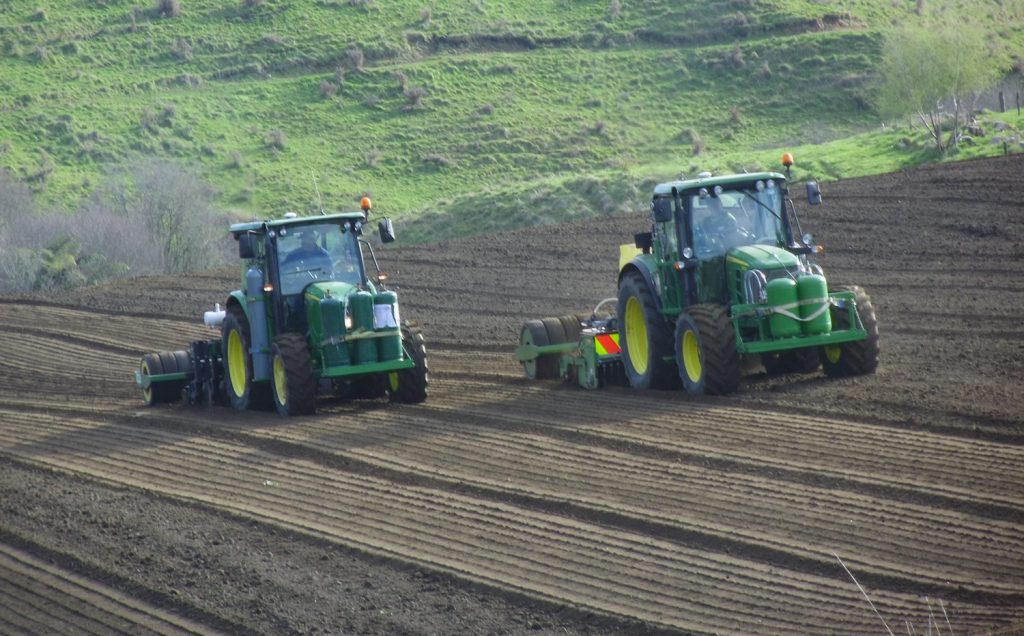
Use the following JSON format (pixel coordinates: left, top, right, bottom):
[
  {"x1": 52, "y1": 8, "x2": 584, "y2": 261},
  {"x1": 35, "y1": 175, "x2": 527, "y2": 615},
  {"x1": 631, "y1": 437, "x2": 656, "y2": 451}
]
[
  {"x1": 797, "y1": 274, "x2": 832, "y2": 335},
  {"x1": 766, "y1": 278, "x2": 800, "y2": 338},
  {"x1": 349, "y1": 290, "x2": 378, "y2": 364},
  {"x1": 320, "y1": 293, "x2": 350, "y2": 367}
]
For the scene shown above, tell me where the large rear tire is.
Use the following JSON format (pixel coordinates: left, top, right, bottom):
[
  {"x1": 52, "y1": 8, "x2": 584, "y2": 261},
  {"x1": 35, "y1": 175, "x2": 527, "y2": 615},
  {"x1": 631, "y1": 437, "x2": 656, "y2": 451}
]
[
  {"x1": 618, "y1": 271, "x2": 676, "y2": 389},
  {"x1": 821, "y1": 285, "x2": 879, "y2": 378},
  {"x1": 388, "y1": 323, "x2": 428, "y2": 404},
  {"x1": 270, "y1": 333, "x2": 316, "y2": 416},
  {"x1": 675, "y1": 304, "x2": 741, "y2": 395},
  {"x1": 221, "y1": 307, "x2": 272, "y2": 411}
]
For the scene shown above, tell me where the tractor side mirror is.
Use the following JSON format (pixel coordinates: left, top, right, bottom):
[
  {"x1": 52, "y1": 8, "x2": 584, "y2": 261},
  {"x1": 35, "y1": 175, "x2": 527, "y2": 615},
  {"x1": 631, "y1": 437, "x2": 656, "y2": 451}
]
[
  {"x1": 806, "y1": 181, "x2": 822, "y2": 205},
  {"x1": 378, "y1": 217, "x2": 396, "y2": 244},
  {"x1": 238, "y1": 233, "x2": 257, "y2": 259},
  {"x1": 634, "y1": 232, "x2": 653, "y2": 253},
  {"x1": 651, "y1": 198, "x2": 673, "y2": 223}
]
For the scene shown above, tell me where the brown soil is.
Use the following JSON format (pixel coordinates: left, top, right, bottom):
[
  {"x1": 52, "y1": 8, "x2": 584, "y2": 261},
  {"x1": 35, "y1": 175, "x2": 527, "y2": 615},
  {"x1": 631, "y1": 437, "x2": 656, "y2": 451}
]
[{"x1": 1, "y1": 154, "x2": 1023, "y2": 635}]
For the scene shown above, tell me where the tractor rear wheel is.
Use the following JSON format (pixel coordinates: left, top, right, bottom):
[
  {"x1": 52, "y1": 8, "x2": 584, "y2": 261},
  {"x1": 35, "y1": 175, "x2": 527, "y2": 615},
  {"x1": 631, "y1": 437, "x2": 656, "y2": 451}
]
[
  {"x1": 520, "y1": 319, "x2": 559, "y2": 380},
  {"x1": 618, "y1": 272, "x2": 676, "y2": 389},
  {"x1": 270, "y1": 333, "x2": 317, "y2": 416},
  {"x1": 761, "y1": 348, "x2": 821, "y2": 375},
  {"x1": 674, "y1": 304, "x2": 741, "y2": 395},
  {"x1": 388, "y1": 323, "x2": 428, "y2": 404},
  {"x1": 222, "y1": 307, "x2": 272, "y2": 411},
  {"x1": 821, "y1": 285, "x2": 879, "y2": 377}
]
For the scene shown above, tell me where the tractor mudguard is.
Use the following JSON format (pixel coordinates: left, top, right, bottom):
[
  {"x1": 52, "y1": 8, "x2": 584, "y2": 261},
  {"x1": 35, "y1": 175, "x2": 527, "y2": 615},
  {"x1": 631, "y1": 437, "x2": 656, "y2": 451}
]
[
  {"x1": 226, "y1": 290, "x2": 250, "y2": 325},
  {"x1": 618, "y1": 255, "x2": 662, "y2": 315}
]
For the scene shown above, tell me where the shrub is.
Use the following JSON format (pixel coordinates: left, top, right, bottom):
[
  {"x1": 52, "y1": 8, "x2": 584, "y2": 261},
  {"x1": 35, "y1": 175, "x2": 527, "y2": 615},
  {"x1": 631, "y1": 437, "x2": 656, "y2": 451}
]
[
  {"x1": 155, "y1": 0, "x2": 182, "y2": 18},
  {"x1": 260, "y1": 33, "x2": 285, "y2": 47},
  {"x1": 729, "y1": 46, "x2": 745, "y2": 69},
  {"x1": 26, "y1": 150, "x2": 54, "y2": 184},
  {"x1": 30, "y1": 8, "x2": 46, "y2": 21},
  {"x1": 421, "y1": 153, "x2": 453, "y2": 167},
  {"x1": 170, "y1": 38, "x2": 193, "y2": 60},
  {"x1": 265, "y1": 129, "x2": 286, "y2": 150},
  {"x1": 140, "y1": 107, "x2": 159, "y2": 133},
  {"x1": 346, "y1": 47, "x2": 365, "y2": 72},
  {"x1": 404, "y1": 86, "x2": 426, "y2": 109},
  {"x1": 320, "y1": 80, "x2": 339, "y2": 98}
]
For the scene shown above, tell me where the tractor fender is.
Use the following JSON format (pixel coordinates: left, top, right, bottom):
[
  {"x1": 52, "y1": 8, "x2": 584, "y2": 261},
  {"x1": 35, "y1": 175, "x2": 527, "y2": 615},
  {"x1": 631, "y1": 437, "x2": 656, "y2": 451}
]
[
  {"x1": 225, "y1": 290, "x2": 249, "y2": 324},
  {"x1": 618, "y1": 257, "x2": 663, "y2": 314}
]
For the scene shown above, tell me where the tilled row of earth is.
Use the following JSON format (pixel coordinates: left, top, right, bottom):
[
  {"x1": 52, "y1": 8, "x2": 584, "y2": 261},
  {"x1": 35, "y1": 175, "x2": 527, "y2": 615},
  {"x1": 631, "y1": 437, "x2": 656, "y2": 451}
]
[{"x1": 0, "y1": 154, "x2": 1022, "y2": 634}]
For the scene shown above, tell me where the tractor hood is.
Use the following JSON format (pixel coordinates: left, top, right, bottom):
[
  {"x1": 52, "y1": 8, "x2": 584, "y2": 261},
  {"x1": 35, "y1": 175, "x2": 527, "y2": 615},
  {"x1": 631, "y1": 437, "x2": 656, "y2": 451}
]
[
  {"x1": 304, "y1": 281, "x2": 361, "y2": 301},
  {"x1": 726, "y1": 245, "x2": 799, "y2": 272}
]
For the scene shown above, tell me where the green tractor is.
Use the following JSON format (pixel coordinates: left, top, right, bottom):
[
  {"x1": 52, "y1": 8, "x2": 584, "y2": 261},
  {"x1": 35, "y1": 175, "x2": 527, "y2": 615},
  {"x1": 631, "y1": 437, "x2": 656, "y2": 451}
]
[
  {"x1": 136, "y1": 199, "x2": 428, "y2": 415},
  {"x1": 517, "y1": 155, "x2": 878, "y2": 394}
]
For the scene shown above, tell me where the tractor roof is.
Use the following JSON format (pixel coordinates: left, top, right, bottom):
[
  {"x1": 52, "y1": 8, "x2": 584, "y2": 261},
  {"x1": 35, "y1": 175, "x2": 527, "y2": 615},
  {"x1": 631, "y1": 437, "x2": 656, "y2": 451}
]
[
  {"x1": 652, "y1": 171, "x2": 786, "y2": 197},
  {"x1": 229, "y1": 212, "x2": 367, "y2": 236}
]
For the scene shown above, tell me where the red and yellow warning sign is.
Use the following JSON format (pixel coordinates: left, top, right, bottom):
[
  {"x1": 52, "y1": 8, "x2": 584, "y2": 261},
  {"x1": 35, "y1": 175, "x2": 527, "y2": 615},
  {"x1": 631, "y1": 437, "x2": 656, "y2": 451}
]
[{"x1": 594, "y1": 333, "x2": 620, "y2": 356}]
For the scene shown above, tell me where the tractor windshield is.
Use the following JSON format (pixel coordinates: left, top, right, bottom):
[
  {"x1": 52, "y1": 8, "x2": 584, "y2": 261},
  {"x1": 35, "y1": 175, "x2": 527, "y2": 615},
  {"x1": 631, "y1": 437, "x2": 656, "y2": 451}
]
[
  {"x1": 689, "y1": 183, "x2": 785, "y2": 256},
  {"x1": 277, "y1": 222, "x2": 364, "y2": 295}
]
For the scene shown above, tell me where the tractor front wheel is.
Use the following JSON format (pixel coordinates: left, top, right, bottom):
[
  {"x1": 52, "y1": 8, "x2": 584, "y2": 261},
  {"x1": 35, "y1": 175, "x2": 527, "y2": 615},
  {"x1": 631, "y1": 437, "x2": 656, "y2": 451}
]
[
  {"x1": 674, "y1": 304, "x2": 740, "y2": 395},
  {"x1": 388, "y1": 323, "x2": 428, "y2": 404},
  {"x1": 618, "y1": 272, "x2": 676, "y2": 389},
  {"x1": 270, "y1": 333, "x2": 317, "y2": 416},
  {"x1": 221, "y1": 308, "x2": 271, "y2": 410},
  {"x1": 821, "y1": 285, "x2": 879, "y2": 378}
]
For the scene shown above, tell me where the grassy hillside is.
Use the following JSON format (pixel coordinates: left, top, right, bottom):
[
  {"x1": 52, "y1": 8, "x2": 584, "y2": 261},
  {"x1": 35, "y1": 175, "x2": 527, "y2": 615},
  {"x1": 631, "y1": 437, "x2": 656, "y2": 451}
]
[{"x1": 1, "y1": 0, "x2": 1022, "y2": 241}]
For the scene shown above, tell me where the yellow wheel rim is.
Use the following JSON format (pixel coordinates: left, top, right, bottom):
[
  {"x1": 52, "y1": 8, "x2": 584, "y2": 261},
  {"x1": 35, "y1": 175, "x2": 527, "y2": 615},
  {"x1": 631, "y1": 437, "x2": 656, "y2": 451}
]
[
  {"x1": 682, "y1": 329, "x2": 702, "y2": 383},
  {"x1": 388, "y1": 372, "x2": 400, "y2": 392},
  {"x1": 227, "y1": 329, "x2": 247, "y2": 398},
  {"x1": 141, "y1": 359, "x2": 153, "y2": 403},
  {"x1": 624, "y1": 296, "x2": 648, "y2": 375},
  {"x1": 273, "y1": 354, "x2": 288, "y2": 406},
  {"x1": 824, "y1": 345, "x2": 841, "y2": 364}
]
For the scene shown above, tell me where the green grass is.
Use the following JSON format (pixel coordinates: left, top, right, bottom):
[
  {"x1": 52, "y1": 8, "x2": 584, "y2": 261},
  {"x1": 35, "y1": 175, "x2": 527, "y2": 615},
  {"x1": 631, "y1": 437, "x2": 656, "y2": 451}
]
[{"x1": 0, "y1": 0, "x2": 1021, "y2": 241}]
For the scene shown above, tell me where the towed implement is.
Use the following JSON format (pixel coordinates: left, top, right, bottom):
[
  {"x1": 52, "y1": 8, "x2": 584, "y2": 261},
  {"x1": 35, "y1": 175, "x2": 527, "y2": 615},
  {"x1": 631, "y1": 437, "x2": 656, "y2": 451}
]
[
  {"x1": 136, "y1": 199, "x2": 428, "y2": 416},
  {"x1": 516, "y1": 155, "x2": 879, "y2": 394}
]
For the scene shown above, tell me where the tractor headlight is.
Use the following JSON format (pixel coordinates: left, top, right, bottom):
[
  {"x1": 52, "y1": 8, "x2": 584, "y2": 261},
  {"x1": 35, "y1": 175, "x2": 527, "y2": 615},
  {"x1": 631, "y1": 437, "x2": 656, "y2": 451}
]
[
  {"x1": 344, "y1": 312, "x2": 353, "y2": 330},
  {"x1": 744, "y1": 269, "x2": 768, "y2": 304}
]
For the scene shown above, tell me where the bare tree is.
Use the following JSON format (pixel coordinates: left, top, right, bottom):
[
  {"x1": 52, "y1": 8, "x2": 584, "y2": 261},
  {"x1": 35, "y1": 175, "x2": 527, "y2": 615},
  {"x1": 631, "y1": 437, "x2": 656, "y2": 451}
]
[{"x1": 878, "y1": 19, "x2": 1003, "y2": 151}]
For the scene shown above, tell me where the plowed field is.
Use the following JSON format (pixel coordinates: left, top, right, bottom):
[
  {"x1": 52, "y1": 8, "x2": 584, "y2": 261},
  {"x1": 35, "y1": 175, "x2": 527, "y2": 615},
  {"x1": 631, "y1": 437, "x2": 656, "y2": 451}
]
[{"x1": 2, "y1": 155, "x2": 1023, "y2": 635}]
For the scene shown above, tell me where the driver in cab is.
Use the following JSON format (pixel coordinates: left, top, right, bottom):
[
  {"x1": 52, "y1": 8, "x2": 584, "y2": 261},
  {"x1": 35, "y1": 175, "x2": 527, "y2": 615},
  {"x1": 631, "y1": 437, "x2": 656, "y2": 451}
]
[{"x1": 283, "y1": 230, "x2": 330, "y2": 266}]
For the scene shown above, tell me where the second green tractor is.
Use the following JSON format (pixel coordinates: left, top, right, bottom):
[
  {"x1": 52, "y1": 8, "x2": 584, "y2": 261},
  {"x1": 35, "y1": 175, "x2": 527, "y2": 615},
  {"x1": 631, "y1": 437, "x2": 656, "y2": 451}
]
[{"x1": 517, "y1": 156, "x2": 879, "y2": 394}]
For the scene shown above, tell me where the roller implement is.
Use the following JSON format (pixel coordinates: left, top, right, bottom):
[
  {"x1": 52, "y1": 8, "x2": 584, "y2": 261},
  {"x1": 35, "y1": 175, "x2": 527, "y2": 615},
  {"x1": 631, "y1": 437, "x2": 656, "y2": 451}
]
[
  {"x1": 136, "y1": 199, "x2": 427, "y2": 416},
  {"x1": 516, "y1": 155, "x2": 879, "y2": 394}
]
